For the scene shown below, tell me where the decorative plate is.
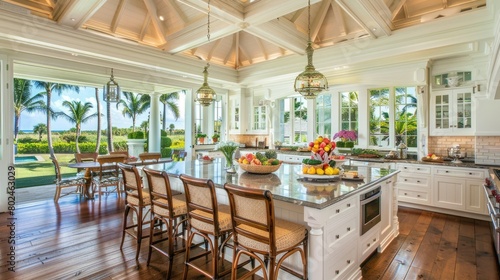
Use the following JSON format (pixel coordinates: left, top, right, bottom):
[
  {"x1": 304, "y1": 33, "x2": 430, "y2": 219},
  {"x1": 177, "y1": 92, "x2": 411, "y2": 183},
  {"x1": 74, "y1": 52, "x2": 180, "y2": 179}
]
[{"x1": 297, "y1": 173, "x2": 341, "y2": 181}]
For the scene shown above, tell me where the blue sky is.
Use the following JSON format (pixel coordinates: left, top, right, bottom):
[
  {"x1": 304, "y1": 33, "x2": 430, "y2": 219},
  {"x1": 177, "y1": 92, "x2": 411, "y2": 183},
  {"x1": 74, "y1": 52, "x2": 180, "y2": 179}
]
[{"x1": 19, "y1": 87, "x2": 186, "y2": 131}]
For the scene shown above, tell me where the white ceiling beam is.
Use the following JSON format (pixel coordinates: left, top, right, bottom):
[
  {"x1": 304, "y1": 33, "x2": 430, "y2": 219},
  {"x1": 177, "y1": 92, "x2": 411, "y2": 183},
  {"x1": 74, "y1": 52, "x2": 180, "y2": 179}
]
[
  {"x1": 290, "y1": 7, "x2": 306, "y2": 23},
  {"x1": 256, "y1": 37, "x2": 267, "y2": 60},
  {"x1": 177, "y1": 0, "x2": 243, "y2": 24},
  {"x1": 164, "y1": 17, "x2": 240, "y2": 53},
  {"x1": 111, "y1": 0, "x2": 126, "y2": 33},
  {"x1": 245, "y1": 18, "x2": 307, "y2": 55},
  {"x1": 207, "y1": 38, "x2": 222, "y2": 61},
  {"x1": 54, "y1": 0, "x2": 107, "y2": 28},
  {"x1": 244, "y1": 0, "x2": 322, "y2": 26},
  {"x1": 163, "y1": 0, "x2": 188, "y2": 25},
  {"x1": 142, "y1": 0, "x2": 167, "y2": 44},
  {"x1": 139, "y1": 15, "x2": 151, "y2": 41},
  {"x1": 311, "y1": 0, "x2": 331, "y2": 42},
  {"x1": 335, "y1": 0, "x2": 393, "y2": 38},
  {"x1": 223, "y1": 34, "x2": 236, "y2": 66},
  {"x1": 389, "y1": 0, "x2": 407, "y2": 20}
]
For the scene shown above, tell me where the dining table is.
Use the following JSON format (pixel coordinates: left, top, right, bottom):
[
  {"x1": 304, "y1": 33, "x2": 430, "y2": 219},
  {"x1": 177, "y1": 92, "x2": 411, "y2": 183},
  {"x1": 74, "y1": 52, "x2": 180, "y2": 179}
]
[{"x1": 67, "y1": 158, "x2": 173, "y2": 198}]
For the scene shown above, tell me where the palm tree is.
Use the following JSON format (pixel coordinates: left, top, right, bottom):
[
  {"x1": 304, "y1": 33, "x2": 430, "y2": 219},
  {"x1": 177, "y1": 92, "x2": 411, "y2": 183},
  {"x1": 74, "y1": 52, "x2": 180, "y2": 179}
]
[
  {"x1": 116, "y1": 92, "x2": 150, "y2": 132},
  {"x1": 169, "y1": 123, "x2": 175, "y2": 135},
  {"x1": 159, "y1": 91, "x2": 181, "y2": 131},
  {"x1": 13, "y1": 78, "x2": 45, "y2": 141},
  {"x1": 140, "y1": 120, "x2": 149, "y2": 137},
  {"x1": 33, "y1": 123, "x2": 47, "y2": 141},
  {"x1": 105, "y1": 94, "x2": 114, "y2": 152},
  {"x1": 57, "y1": 101, "x2": 97, "y2": 153},
  {"x1": 34, "y1": 81, "x2": 79, "y2": 158}
]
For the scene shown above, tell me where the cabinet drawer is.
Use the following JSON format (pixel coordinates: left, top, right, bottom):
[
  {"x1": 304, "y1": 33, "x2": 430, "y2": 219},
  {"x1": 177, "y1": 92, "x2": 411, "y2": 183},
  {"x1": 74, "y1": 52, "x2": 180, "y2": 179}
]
[
  {"x1": 325, "y1": 236, "x2": 358, "y2": 280},
  {"x1": 398, "y1": 175, "x2": 429, "y2": 186},
  {"x1": 326, "y1": 196, "x2": 357, "y2": 223},
  {"x1": 325, "y1": 212, "x2": 357, "y2": 254},
  {"x1": 397, "y1": 164, "x2": 431, "y2": 175},
  {"x1": 359, "y1": 226, "x2": 381, "y2": 262},
  {"x1": 397, "y1": 188, "x2": 430, "y2": 205},
  {"x1": 433, "y1": 167, "x2": 485, "y2": 179}
]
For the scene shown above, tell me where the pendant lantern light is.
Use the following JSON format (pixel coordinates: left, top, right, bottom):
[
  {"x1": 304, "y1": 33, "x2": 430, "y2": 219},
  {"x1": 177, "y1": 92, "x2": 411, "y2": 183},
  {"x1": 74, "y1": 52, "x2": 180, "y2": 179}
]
[
  {"x1": 294, "y1": 0, "x2": 328, "y2": 99},
  {"x1": 195, "y1": 0, "x2": 216, "y2": 106},
  {"x1": 104, "y1": 68, "x2": 120, "y2": 102}
]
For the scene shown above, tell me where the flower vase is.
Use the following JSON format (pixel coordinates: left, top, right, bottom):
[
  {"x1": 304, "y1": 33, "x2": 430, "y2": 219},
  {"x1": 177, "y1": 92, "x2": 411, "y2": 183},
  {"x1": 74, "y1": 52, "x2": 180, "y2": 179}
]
[{"x1": 224, "y1": 155, "x2": 236, "y2": 173}]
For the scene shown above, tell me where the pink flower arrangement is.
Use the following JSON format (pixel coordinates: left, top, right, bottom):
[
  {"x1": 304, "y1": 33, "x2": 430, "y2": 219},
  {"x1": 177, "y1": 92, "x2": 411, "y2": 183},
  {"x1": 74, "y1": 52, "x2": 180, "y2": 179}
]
[{"x1": 333, "y1": 130, "x2": 357, "y2": 141}]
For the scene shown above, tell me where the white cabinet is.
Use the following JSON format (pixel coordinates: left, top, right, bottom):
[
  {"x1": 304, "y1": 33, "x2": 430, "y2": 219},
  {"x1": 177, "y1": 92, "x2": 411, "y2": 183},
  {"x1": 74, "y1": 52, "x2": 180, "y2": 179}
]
[
  {"x1": 229, "y1": 96, "x2": 240, "y2": 132},
  {"x1": 433, "y1": 176, "x2": 465, "y2": 210},
  {"x1": 430, "y1": 88, "x2": 474, "y2": 135},
  {"x1": 396, "y1": 163, "x2": 432, "y2": 206},
  {"x1": 278, "y1": 153, "x2": 309, "y2": 163}
]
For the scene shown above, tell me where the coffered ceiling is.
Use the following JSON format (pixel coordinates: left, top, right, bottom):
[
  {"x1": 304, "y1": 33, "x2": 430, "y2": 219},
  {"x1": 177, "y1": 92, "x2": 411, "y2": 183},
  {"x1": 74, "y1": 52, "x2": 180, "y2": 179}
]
[{"x1": 1, "y1": 0, "x2": 487, "y2": 70}]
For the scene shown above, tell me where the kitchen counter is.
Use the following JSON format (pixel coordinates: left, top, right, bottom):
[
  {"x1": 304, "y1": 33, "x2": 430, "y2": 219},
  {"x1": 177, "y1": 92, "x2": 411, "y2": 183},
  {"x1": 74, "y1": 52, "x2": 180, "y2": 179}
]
[
  {"x1": 144, "y1": 158, "x2": 399, "y2": 209},
  {"x1": 144, "y1": 158, "x2": 399, "y2": 279}
]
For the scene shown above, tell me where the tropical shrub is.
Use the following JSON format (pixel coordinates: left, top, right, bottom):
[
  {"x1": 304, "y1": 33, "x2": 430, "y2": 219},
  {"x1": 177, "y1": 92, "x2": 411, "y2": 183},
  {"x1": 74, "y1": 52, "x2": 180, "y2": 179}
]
[
  {"x1": 128, "y1": 131, "x2": 144, "y2": 139},
  {"x1": 17, "y1": 137, "x2": 39, "y2": 144},
  {"x1": 161, "y1": 147, "x2": 173, "y2": 158},
  {"x1": 17, "y1": 142, "x2": 108, "y2": 154}
]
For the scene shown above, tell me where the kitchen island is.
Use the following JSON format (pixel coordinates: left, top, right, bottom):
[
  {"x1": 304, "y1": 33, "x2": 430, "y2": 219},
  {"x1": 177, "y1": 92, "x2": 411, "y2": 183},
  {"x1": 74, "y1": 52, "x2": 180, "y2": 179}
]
[{"x1": 144, "y1": 159, "x2": 400, "y2": 279}]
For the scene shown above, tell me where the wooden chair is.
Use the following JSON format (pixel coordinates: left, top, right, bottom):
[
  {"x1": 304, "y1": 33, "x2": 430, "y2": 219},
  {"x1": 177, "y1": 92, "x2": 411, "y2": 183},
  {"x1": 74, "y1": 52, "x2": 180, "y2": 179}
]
[
  {"x1": 74, "y1": 152, "x2": 98, "y2": 175},
  {"x1": 51, "y1": 157, "x2": 86, "y2": 202},
  {"x1": 92, "y1": 154, "x2": 126, "y2": 199},
  {"x1": 142, "y1": 167, "x2": 188, "y2": 279},
  {"x1": 139, "y1": 152, "x2": 161, "y2": 163},
  {"x1": 224, "y1": 183, "x2": 308, "y2": 280},
  {"x1": 118, "y1": 163, "x2": 151, "y2": 260},
  {"x1": 178, "y1": 174, "x2": 233, "y2": 280}
]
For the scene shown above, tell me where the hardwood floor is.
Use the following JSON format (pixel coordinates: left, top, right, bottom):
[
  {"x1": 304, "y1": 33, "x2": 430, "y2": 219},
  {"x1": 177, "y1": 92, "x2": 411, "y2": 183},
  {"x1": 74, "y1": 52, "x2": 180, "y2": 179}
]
[{"x1": 1, "y1": 192, "x2": 499, "y2": 279}]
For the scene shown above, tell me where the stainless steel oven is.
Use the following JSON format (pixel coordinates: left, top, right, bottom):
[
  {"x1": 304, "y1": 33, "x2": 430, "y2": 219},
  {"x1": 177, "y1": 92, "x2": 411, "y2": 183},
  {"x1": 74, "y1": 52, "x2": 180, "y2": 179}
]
[{"x1": 360, "y1": 186, "x2": 382, "y2": 235}]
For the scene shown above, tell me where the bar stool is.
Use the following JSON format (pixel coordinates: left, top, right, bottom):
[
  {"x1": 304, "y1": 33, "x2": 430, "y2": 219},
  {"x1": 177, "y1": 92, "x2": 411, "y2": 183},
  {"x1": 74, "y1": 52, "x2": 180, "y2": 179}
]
[
  {"x1": 142, "y1": 167, "x2": 188, "y2": 279},
  {"x1": 224, "y1": 183, "x2": 308, "y2": 280},
  {"x1": 178, "y1": 174, "x2": 233, "y2": 280},
  {"x1": 118, "y1": 163, "x2": 151, "y2": 261}
]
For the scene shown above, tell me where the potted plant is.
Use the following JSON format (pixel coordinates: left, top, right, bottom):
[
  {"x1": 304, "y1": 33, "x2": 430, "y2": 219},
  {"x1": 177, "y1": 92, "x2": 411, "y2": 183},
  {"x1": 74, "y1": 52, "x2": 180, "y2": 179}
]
[
  {"x1": 212, "y1": 133, "x2": 220, "y2": 143},
  {"x1": 126, "y1": 131, "x2": 146, "y2": 157},
  {"x1": 196, "y1": 133, "x2": 207, "y2": 144},
  {"x1": 333, "y1": 130, "x2": 357, "y2": 149}
]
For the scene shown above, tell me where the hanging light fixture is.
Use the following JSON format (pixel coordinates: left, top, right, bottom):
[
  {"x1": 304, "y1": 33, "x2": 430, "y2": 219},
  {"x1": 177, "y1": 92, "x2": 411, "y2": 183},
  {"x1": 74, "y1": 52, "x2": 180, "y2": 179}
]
[
  {"x1": 104, "y1": 68, "x2": 120, "y2": 102},
  {"x1": 294, "y1": 0, "x2": 328, "y2": 99},
  {"x1": 195, "y1": 0, "x2": 216, "y2": 107}
]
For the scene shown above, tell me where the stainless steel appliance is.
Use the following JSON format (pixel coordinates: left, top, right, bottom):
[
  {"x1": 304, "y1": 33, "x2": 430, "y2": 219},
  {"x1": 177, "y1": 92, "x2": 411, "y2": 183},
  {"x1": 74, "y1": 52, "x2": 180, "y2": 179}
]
[
  {"x1": 484, "y1": 168, "x2": 500, "y2": 264},
  {"x1": 447, "y1": 145, "x2": 467, "y2": 164},
  {"x1": 360, "y1": 186, "x2": 382, "y2": 235}
]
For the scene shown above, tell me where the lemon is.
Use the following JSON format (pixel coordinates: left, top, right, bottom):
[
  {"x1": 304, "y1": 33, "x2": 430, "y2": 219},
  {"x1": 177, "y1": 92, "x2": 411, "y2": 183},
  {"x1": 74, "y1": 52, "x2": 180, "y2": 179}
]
[
  {"x1": 307, "y1": 166, "x2": 316, "y2": 175},
  {"x1": 316, "y1": 168, "x2": 325, "y2": 175},
  {"x1": 302, "y1": 166, "x2": 309, "y2": 174},
  {"x1": 324, "y1": 167, "x2": 334, "y2": 175},
  {"x1": 332, "y1": 168, "x2": 340, "y2": 175}
]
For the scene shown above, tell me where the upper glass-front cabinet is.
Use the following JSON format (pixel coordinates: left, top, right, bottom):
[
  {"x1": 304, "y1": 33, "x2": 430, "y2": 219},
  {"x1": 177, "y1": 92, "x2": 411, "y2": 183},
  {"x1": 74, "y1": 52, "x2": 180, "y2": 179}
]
[
  {"x1": 229, "y1": 97, "x2": 240, "y2": 131},
  {"x1": 253, "y1": 105, "x2": 266, "y2": 131},
  {"x1": 430, "y1": 88, "x2": 474, "y2": 136}
]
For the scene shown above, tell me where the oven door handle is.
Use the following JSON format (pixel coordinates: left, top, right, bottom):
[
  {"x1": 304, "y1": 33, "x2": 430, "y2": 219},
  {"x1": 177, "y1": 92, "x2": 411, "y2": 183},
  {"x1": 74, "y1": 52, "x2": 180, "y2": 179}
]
[
  {"x1": 360, "y1": 191, "x2": 382, "y2": 205},
  {"x1": 487, "y1": 203, "x2": 500, "y2": 232}
]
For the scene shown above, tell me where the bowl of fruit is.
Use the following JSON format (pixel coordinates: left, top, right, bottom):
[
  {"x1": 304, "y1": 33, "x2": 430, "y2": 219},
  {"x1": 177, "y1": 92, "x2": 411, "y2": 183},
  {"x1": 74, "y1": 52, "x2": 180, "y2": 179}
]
[{"x1": 237, "y1": 151, "x2": 282, "y2": 174}]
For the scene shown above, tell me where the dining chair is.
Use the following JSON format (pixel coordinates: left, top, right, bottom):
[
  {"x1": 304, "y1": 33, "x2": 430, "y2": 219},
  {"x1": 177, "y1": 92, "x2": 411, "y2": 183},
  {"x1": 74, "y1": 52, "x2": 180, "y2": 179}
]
[
  {"x1": 139, "y1": 152, "x2": 161, "y2": 163},
  {"x1": 178, "y1": 174, "x2": 233, "y2": 280},
  {"x1": 51, "y1": 157, "x2": 86, "y2": 203},
  {"x1": 74, "y1": 152, "x2": 98, "y2": 176},
  {"x1": 118, "y1": 163, "x2": 151, "y2": 260},
  {"x1": 224, "y1": 183, "x2": 308, "y2": 280},
  {"x1": 92, "y1": 154, "x2": 126, "y2": 199},
  {"x1": 142, "y1": 167, "x2": 187, "y2": 279}
]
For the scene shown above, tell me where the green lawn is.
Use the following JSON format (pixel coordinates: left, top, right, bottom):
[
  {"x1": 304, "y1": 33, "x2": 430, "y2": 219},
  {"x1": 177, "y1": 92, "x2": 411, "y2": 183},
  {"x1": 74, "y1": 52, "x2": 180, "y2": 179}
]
[{"x1": 15, "y1": 154, "x2": 78, "y2": 188}]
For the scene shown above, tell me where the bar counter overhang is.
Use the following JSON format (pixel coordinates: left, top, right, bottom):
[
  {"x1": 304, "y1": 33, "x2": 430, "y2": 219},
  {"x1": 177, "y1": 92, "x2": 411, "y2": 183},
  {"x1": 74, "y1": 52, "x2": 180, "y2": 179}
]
[{"x1": 144, "y1": 159, "x2": 400, "y2": 279}]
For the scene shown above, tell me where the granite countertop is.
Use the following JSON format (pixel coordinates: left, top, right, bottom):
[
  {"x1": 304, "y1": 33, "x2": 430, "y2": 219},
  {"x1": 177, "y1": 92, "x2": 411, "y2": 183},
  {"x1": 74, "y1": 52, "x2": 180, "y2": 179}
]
[{"x1": 144, "y1": 159, "x2": 399, "y2": 210}]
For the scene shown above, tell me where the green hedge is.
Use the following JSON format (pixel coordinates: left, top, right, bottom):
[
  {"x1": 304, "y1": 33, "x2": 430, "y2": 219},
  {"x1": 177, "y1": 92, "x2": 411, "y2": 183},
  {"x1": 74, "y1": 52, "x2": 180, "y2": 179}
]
[{"x1": 17, "y1": 142, "x2": 108, "y2": 154}]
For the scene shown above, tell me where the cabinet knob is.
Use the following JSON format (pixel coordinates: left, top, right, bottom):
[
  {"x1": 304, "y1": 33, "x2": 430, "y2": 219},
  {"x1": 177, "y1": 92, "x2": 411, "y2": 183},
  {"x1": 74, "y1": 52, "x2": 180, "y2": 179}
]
[
  {"x1": 336, "y1": 235, "x2": 340, "y2": 239},
  {"x1": 347, "y1": 203, "x2": 351, "y2": 207},
  {"x1": 404, "y1": 179, "x2": 408, "y2": 182},
  {"x1": 469, "y1": 173, "x2": 472, "y2": 175},
  {"x1": 336, "y1": 209, "x2": 340, "y2": 213},
  {"x1": 347, "y1": 260, "x2": 351, "y2": 264},
  {"x1": 373, "y1": 238, "x2": 376, "y2": 242},
  {"x1": 417, "y1": 195, "x2": 421, "y2": 197},
  {"x1": 336, "y1": 270, "x2": 339, "y2": 275},
  {"x1": 417, "y1": 180, "x2": 420, "y2": 183},
  {"x1": 404, "y1": 193, "x2": 408, "y2": 195},
  {"x1": 347, "y1": 227, "x2": 351, "y2": 231},
  {"x1": 445, "y1": 171, "x2": 449, "y2": 173},
  {"x1": 367, "y1": 243, "x2": 370, "y2": 247}
]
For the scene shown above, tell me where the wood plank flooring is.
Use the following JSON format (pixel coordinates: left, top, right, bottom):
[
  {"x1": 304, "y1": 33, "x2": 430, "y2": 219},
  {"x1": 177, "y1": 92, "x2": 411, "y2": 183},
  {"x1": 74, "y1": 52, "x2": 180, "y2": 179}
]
[{"x1": 1, "y1": 190, "x2": 499, "y2": 279}]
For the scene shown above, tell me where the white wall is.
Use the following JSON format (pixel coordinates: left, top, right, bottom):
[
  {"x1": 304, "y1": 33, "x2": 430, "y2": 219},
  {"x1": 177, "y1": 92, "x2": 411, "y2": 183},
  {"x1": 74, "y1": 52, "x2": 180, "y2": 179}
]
[{"x1": 0, "y1": 54, "x2": 14, "y2": 212}]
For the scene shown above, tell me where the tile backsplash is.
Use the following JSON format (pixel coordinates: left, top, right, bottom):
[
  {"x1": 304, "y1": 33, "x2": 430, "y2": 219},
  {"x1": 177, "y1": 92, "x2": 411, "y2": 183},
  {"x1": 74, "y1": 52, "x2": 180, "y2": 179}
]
[
  {"x1": 428, "y1": 136, "x2": 475, "y2": 157},
  {"x1": 475, "y1": 136, "x2": 500, "y2": 165},
  {"x1": 428, "y1": 136, "x2": 500, "y2": 165}
]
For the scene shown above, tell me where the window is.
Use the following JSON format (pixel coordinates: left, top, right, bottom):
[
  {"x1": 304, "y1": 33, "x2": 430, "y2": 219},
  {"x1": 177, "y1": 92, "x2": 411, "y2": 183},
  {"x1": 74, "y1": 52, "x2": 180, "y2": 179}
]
[
  {"x1": 340, "y1": 91, "x2": 359, "y2": 131},
  {"x1": 369, "y1": 88, "x2": 390, "y2": 148},
  {"x1": 433, "y1": 71, "x2": 471, "y2": 86},
  {"x1": 253, "y1": 105, "x2": 266, "y2": 130},
  {"x1": 277, "y1": 96, "x2": 308, "y2": 144},
  {"x1": 316, "y1": 94, "x2": 331, "y2": 138},
  {"x1": 369, "y1": 87, "x2": 418, "y2": 149},
  {"x1": 214, "y1": 99, "x2": 222, "y2": 134},
  {"x1": 395, "y1": 87, "x2": 418, "y2": 148},
  {"x1": 194, "y1": 103, "x2": 203, "y2": 134}
]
